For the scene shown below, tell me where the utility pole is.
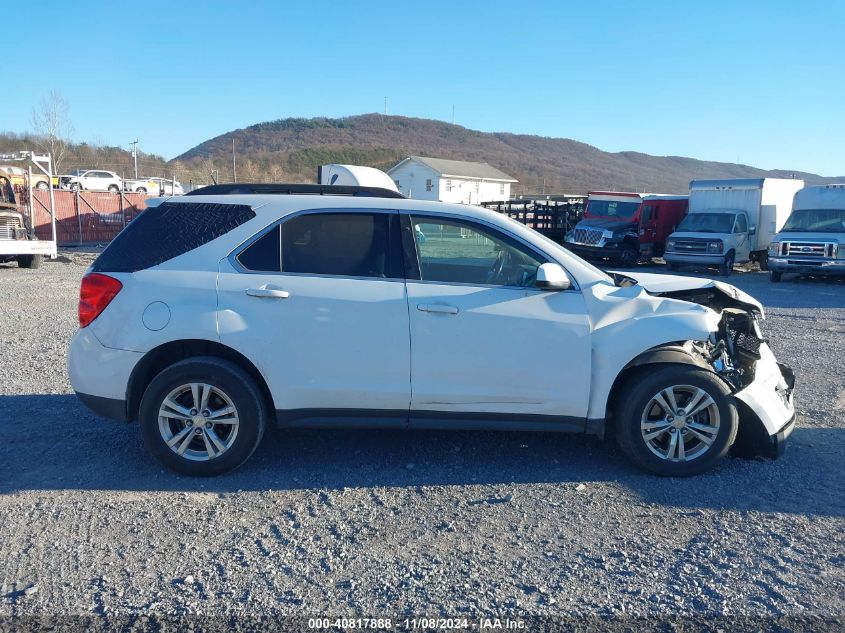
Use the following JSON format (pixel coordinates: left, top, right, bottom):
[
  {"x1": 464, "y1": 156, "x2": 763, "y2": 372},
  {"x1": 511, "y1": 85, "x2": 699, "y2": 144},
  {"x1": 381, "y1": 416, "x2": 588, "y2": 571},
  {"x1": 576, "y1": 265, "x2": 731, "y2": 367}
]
[
  {"x1": 384, "y1": 97, "x2": 387, "y2": 115},
  {"x1": 232, "y1": 139, "x2": 237, "y2": 183},
  {"x1": 129, "y1": 139, "x2": 139, "y2": 179},
  {"x1": 452, "y1": 104, "x2": 455, "y2": 125}
]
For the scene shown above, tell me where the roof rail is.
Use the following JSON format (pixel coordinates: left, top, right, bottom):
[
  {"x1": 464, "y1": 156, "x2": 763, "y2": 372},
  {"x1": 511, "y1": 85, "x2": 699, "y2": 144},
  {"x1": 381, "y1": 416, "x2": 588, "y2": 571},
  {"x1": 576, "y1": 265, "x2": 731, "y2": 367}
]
[{"x1": 184, "y1": 183, "x2": 406, "y2": 199}]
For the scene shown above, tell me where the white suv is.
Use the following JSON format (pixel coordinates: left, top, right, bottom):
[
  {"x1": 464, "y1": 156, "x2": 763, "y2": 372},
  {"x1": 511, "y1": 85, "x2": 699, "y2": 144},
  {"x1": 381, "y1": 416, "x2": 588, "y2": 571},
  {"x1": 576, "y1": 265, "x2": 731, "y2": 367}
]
[
  {"x1": 68, "y1": 184, "x2": 796, "y2": 476},
  {"x1": 62, "y1": 169, "x2": 123, "y2": 192}
]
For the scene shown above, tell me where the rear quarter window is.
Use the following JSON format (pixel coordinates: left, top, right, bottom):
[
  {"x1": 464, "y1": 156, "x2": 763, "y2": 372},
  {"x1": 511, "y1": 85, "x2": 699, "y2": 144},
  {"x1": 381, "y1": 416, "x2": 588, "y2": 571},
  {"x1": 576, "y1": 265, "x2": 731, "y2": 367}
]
[{"x1": 90, "y1": 202, "x2": 255, "y2": 273}]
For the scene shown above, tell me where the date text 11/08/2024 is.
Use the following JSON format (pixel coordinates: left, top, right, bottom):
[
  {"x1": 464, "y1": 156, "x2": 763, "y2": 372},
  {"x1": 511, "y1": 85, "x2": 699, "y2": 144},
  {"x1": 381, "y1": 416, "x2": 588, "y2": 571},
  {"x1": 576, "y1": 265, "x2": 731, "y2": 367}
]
[{"x1": 307, "y1": 618, "x2": 527, "y2": 630}]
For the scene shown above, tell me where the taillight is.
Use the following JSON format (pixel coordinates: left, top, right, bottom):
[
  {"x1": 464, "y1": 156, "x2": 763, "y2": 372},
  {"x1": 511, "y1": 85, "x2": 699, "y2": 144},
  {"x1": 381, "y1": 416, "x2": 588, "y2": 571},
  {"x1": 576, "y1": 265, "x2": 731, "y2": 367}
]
[{"x1": 79, "y1": 273, "x2": 122, "y2": 328}]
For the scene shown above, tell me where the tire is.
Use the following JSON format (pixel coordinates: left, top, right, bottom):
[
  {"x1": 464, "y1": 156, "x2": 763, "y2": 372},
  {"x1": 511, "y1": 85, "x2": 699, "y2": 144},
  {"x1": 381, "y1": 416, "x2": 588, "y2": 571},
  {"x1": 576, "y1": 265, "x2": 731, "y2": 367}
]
[
  {"x1": 70, "y1": 183, "x2": 80, "y2": 192},
  {"x1": 17, "y1": 254, "x2": 42, "y2": 269},
  {"x1": 719, "y1": 252, "x2": 735, "y2": 277},
  {"x1": 617, "y1": 246, "x2": 639, "y2": 268},
  {"x1": 108, "y1": 184, "x2": 120, "y2": 193},
  {"x1": 758, "y1": 252, "x2": 769, "y2": 271},
  {"x1": 136, "y1": 187, "x2": 147, "y2": 194},
  {"x1": 614, "y1": 365, "x2": 738, "y2": 477},
  {"x1": 666, "y1": 262, "x2": 679, "y2": 272},
  {"x1": 139, "y1": 357, "x2": 268, "y2": 476},
  {"x1": 770, "y1": 271, "x2": 783, "y2": 282},
  {"x1": 36, "y1": 181, "x2": 49, "y2": 191}
]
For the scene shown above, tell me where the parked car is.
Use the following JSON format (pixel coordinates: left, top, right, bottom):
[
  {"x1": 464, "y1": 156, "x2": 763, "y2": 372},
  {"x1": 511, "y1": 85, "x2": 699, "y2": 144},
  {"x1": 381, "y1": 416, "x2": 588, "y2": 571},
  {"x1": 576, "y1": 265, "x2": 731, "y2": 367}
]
[
  {"x1": 123, "y1": 178, "x2": 161, "y2": 195},
  {"x1": 60, "y1": 169, "x2": 122, "y2": 193},
  {"x1": 0, "y1": 164, "x2": 50, "y2": 191},
  {"x1": 565, "y1": 192, "x2": 688, "y2": 265},
  {"x1": 68, "y1": 184, "x2": 795, "y2": 477},
  {"x1": 768, "y1": 184, "x2": 845, "y2": 281},
  {"x1": 665, "y1": 178, "x2": 803, "y2": 276}
]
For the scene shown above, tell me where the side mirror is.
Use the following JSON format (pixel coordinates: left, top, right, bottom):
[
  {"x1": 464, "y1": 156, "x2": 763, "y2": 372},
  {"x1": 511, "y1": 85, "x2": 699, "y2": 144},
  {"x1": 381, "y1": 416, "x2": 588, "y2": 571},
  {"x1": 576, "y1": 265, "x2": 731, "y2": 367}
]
[
  {"x1": 535, "y1": 263, "x2": 571, "y2": 291},
  {"x1": 749, "y1": 225, "x2": 756, "y2": 236}
]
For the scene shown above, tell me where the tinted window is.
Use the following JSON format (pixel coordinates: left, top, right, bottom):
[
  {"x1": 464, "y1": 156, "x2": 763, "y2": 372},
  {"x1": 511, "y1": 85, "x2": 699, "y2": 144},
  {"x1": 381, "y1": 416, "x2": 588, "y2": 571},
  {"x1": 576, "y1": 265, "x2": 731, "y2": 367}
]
[
  {"x1": 411, "y1": 216, "x2": 544, "y2": 287},
  {"x1": 91, "y1": 202, "x2": 256, "y2": 273},
  {"x1": 735, "y1": 214, "x2": 748, "y2": 233},
  {"x1": 281, "y1": 213, "x2": 396, "y2": 278},
  {"x1": 238, "y1": 225, "x2": 280, "y2": 271}
]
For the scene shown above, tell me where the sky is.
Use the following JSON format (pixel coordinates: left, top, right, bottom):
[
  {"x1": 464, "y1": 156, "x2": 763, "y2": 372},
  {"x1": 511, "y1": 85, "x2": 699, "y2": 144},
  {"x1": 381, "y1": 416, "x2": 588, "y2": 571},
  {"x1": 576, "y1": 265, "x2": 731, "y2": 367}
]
[{"x1": 4, "y1": 0, "x2": 844, "y2": 175}]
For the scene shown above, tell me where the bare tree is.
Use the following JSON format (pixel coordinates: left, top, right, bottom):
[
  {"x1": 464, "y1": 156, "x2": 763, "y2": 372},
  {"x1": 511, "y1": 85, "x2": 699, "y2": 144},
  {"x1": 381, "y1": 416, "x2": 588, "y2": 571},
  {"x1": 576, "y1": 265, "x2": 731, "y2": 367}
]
[{"x1": 31, "y1": 90, "x2": 74, "y2": 175}]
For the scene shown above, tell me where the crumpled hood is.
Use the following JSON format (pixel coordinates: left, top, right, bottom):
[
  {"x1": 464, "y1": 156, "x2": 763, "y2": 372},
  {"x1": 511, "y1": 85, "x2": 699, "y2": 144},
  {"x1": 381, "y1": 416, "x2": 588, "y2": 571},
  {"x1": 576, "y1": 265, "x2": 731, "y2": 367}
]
[{"x1": 607, "y1": 270, "x2": 765, "y2": 317}]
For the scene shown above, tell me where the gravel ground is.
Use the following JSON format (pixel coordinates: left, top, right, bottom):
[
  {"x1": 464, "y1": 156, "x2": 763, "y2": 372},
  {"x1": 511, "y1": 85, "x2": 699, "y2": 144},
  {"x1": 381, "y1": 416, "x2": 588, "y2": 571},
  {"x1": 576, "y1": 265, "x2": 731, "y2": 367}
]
[{"x1": 0, "y1": 250, "x2": 843, "y2": 628}]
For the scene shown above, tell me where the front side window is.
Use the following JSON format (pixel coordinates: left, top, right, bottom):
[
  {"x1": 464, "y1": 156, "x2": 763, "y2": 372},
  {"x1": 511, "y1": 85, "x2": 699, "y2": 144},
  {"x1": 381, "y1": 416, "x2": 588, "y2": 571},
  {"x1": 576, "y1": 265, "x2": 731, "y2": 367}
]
[
  {"x1": 734, "y1": 214, "x2": 748, "y2": 233},
  {"x1": 237, "y1": 212, "x2": 398, "y2": 278},
  {"x1": 411, "y1": 216, "x2": 545, "y2": 287}
]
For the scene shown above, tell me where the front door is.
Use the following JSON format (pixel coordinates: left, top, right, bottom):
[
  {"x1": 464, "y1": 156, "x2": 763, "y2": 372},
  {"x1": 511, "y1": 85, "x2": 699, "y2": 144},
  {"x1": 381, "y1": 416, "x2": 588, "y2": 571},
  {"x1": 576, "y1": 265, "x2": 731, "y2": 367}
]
[
  {"x1": 404, "y1": 214, "x2": 592, "y2": 424},
  {"x1": 217, "y1": 210, "x2": 411, "y2": 423},
  {"x1": 733, "y1": 212, "x2": 751, "y2": 261}
]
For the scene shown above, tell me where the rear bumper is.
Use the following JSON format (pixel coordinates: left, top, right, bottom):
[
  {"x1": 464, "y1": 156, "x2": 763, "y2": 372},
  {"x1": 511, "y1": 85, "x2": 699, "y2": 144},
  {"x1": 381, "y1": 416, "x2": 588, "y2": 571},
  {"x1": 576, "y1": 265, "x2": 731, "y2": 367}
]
[
  {"x1": 68, "y1": 327, "x2": 142, "y2": 419},
  {"x1": 769, "y1": 257, "x2": 845, "y2": 275},
  {"x1": 75, "y1": 392, "x2": 128, "y2": 422}
]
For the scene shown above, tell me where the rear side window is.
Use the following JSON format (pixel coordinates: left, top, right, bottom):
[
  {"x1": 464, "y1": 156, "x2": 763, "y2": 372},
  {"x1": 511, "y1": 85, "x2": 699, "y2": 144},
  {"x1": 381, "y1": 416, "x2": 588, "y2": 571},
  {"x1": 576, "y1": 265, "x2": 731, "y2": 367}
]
[
  {"x1": 91, "y1": 202, "x2": 255, "y2": 273},
  {"x1": 237, "y1": 212, "x2": 400, "y2": 278}
]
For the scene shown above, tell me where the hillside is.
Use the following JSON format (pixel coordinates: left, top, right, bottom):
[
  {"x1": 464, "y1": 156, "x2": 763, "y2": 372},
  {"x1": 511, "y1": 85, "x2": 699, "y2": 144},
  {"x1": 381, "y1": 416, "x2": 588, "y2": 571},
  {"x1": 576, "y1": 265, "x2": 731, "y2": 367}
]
[{"x1": 176, "y1": 114, "x2": 841, "y2": 194}]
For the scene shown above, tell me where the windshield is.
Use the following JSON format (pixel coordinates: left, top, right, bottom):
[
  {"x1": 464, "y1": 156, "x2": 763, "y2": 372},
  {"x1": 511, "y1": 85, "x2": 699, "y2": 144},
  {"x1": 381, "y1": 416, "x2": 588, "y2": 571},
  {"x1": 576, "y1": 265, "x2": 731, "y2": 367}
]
[
  {"x1": 781, "y1": 208, "x2": 845, "y2": 233},
  {"x1": 586, "y1": 199, "x2": 640, "y2": 219},
  {"x1": 677, "y1": 213, "x2": 736, "y2": 233}
]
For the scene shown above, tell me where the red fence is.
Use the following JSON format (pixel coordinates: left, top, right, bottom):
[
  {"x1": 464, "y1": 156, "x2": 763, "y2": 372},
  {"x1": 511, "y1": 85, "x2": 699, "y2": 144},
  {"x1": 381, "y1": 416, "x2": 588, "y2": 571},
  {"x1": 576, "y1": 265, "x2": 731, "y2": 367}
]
[{"x1": 21, "y1": 190, "x2": 150, "y2": 245}]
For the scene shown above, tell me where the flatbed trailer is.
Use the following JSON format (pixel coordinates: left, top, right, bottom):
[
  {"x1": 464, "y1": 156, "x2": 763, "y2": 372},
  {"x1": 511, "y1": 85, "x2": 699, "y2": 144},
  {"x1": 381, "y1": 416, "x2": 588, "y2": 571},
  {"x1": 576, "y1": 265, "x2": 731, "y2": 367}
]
[{"x1": 481, "y1": 195, "x2": 586, "y2": 244}]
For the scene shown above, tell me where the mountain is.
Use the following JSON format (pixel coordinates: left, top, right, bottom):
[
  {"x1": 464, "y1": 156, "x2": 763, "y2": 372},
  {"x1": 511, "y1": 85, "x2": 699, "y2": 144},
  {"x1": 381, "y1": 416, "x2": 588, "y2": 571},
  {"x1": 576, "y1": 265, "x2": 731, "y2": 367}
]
[{"x1": 175, "y1": 114, "x2": 841, "y2": 194}]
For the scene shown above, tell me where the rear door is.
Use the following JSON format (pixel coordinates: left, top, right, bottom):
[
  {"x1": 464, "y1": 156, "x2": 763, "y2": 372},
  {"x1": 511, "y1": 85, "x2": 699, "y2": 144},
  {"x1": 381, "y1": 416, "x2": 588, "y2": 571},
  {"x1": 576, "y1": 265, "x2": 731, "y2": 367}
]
[
  {"x1": 216, "y1": 209, "x2": 411, "y2": 424},
  {"x1": 404, "y1": 213, "x2": 592, "y2": 423}
]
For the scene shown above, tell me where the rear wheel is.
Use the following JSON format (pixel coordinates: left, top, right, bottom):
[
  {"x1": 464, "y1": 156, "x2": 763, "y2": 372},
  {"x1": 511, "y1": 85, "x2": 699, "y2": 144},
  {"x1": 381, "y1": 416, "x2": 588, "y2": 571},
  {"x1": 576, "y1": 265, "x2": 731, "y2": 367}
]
[
  {"x1": 108, "y1": 184, "x2": 120, "y2": 193},
  {"x1": 136, "y1": 187, "x2": 147, "y2": 194},
  {"x1": 666, "y1": 262, "x2": 679, "y2": 272},
  {"x1": 36, "y1": 181, "x2": 49, "y2": 191},
  {"x1": 770, "y1": 271, "x2": 783, "y2": 282},
  {"x1": 17, "y1": 254, "x2": 42, "y2": 269},
  {"x1": 139, "y1": 357, "x2": 267, "y2": 476},
  {"x1": 757, "y1": 252, "x2": 769, "y2": 271},
  {"x1": 614, "y1": 365, "x2": 738, "y2": 476}
]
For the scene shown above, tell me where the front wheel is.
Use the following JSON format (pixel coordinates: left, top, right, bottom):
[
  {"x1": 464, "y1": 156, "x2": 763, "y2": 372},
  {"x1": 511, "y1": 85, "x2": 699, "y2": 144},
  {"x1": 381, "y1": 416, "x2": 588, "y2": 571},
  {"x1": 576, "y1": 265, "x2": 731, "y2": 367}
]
[
  {"x1": 757, "y1": 252, "x2": 769, "y2": 271},
  {"x1": 108, "y1": 184, "x2": 120, "y2": 193},
  {"x1": 770, "y1": 271, "x2": 783, "y2": 282},
  {"x1": 614, "y1": 365, "x2": 738, "y2": 476},
  {"x1": 36, "y1": 181, "x2": 49, "y2": 191},
  {"x1": 666, "y1": 262, "x2": 679, "y2": 272},
  {"x1": 136, "y1": 187, "x2": 147, "y2": 194},
  {"x1": 139, "y1": 357, "x2": 268, "y2": 476},
  {"x1": 719, "y1": 252, "x2": 735, "y2": 277},
  {"x1": 616, "y1": 246, "x2": 639, "y2": 268}
]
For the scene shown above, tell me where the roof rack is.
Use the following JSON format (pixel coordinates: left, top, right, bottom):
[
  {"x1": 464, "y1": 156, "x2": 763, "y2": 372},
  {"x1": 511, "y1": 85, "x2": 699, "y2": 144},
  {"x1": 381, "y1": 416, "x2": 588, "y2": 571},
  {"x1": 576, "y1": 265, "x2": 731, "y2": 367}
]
[{"x1": 184, "y1": 183, "x2": 406, "y2": 199}]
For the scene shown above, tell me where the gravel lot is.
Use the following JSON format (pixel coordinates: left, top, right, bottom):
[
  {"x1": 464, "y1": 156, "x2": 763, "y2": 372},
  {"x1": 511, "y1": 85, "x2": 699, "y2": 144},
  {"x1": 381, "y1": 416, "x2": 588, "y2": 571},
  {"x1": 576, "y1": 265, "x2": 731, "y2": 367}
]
[{"x1": 0, "y1": 251, "x2": 843, "y2": 627}]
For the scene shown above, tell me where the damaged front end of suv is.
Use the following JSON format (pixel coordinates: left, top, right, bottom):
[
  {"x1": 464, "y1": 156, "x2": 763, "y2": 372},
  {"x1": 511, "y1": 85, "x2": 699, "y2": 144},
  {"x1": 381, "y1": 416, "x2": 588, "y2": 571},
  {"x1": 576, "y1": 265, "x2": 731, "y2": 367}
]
[{"x1": 628, "y1": 275, "x2": 797, "y2": 459}]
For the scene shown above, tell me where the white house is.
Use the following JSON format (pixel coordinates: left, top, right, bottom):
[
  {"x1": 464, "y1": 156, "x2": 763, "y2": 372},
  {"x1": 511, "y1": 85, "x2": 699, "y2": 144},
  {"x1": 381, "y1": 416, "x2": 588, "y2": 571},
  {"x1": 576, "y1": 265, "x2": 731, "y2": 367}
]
[{"x1": 388, "y1": 156, "x2": 517, "y2": 204}]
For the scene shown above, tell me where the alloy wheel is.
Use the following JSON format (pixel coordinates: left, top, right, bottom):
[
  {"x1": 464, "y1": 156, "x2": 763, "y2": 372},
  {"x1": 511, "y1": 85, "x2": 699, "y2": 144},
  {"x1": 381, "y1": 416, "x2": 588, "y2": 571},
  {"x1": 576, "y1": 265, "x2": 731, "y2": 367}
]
[
  {"x1": 157, "y1": 383, "x2": 240, "y2": 462},
  {"x1": 640, "y1": 384, "x2": 720, "y2": 462}
]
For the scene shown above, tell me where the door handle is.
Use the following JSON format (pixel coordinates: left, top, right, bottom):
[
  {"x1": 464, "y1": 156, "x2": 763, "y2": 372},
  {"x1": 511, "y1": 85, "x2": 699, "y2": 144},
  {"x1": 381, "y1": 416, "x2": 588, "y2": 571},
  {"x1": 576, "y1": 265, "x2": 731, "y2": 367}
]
[
  {"x1": 417, "y1": 303, "x2": 459, "y2": 315},
  {"x1": 246, "y1": 286, "x2": 290, "y2": 299}
]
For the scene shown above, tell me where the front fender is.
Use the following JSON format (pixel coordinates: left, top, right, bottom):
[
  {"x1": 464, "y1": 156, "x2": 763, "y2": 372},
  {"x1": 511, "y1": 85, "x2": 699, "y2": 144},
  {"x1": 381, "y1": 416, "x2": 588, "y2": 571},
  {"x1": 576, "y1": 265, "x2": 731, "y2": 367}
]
[{"x1": 583, "y1": 282, "x2": 720, "y2": 420}]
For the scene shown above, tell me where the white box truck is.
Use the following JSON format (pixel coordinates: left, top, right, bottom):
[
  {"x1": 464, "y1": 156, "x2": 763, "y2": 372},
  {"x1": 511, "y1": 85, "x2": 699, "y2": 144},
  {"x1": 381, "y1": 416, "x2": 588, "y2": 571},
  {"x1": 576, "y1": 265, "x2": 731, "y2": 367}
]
[
  {"x1": 767, "y1": 184, "x2": 845, "y2": 281},
  {"x1": 664, "y1": 178, "x2": 804, "y2": 276}
]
